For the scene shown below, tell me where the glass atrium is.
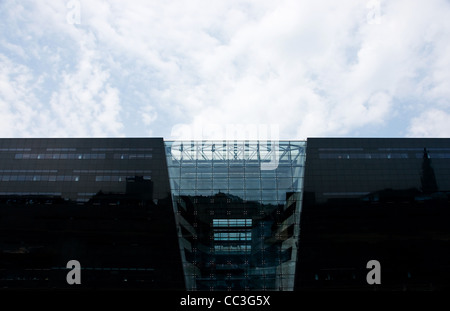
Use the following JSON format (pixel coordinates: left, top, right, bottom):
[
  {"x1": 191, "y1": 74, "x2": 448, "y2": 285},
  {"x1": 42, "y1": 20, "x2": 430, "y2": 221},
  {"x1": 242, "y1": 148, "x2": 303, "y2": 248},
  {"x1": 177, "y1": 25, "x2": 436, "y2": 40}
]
[{"x1": 165, "y1": 140, "x2": 306, "y2": 290}]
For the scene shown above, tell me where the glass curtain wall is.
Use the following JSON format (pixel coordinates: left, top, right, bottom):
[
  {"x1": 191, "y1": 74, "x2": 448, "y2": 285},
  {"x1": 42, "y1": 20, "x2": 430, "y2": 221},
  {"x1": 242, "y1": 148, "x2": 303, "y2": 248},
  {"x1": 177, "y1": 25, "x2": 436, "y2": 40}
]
[{"x1": 165, "y1": 140, "x2": 306, "y2": 291}]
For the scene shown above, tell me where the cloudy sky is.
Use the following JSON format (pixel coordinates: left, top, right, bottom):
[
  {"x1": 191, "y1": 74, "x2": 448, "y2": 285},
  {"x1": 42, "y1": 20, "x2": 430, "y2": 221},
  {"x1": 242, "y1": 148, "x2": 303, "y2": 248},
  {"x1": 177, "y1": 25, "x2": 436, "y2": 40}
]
[{"x1": 1, "y1": 0, "x2": 450, "y2": 140}]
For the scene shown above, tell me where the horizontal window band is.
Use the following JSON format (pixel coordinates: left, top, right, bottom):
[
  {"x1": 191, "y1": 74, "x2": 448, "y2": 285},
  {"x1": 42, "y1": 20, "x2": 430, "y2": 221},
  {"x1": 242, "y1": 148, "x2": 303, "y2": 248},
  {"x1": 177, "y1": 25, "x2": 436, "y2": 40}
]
[
  {"x1": 14, "y1": 153, "x2": 154, "y2": 160},
  {"x1": 0, "y1": 175, "x2": 79, "y2": 182},
  {"x1": 15, "y1": 153, "x2": 106, "y2": 160},
  {"x1": 95, "y1": 176, "x2": 152, "y2": 182}
]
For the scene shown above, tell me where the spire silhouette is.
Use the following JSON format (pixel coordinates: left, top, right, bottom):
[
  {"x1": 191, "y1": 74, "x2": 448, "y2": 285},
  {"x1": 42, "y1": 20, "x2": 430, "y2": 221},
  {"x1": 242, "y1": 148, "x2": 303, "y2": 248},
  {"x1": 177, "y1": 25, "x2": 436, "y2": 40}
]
[{"x1": 421, "y1": 148, "x2": 438, "y2": 193}]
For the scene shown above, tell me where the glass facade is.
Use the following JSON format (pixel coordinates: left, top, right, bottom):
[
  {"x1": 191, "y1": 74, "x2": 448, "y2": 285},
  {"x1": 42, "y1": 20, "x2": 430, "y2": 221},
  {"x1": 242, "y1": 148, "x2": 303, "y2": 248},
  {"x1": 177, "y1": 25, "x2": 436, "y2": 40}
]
[
  {"x1": 165, "y1": 141, "x2": 306, "y2": 290},
  {"x1": 1, "y1": 137, "x2": 449, "y2": 291},
  {"x1": 0, "y1": 138, "x2": 183, "y2": 289},
  {"x1": 296, "y1": 138, "x2": 450, "y2": 290}
]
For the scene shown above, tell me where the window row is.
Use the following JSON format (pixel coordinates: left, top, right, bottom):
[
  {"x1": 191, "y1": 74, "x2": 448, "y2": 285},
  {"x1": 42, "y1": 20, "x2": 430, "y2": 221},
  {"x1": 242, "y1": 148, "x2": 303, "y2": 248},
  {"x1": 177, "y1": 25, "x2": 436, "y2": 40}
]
[
  {"x1": 73, "y1": 169, "x2": 152, "y2": 174},
  {"x1": 213, "y1": 232, "x2": 252, "y2": 241},
  {"x1": 0, "y1": 175, "x2": 152, "y2": 182},
  {"x1": 113, "y1": 154, "x2": 153, "y2": 160},
  {"x1": 0, "y1": 191, "x2": 62, "y2": 196},
  {"x1": 0, "y1": 175, "x2": 80, "y2": 182},
  {"x1": 92, "y1": 148, "x2": 154, "y2": 151},
  {"x1": 0, "y1": 148, "x2": 32, "y2": 152},
  {"x1": 95, "y1": 176, "x2": 151, "y2": 182},
  {"x1": 318, "y1": 153, "x2": 450, "y2": 159},
  {"x1": 172, "y1": 178, "x2": 297, "y2": 189},
  {"x1": 0, "y1": 169, "x2": 58, "y2": 173},
  {"x1": 173, "y1": 191, "x2": 295, "y2": 202},
  {"x1": 169, "y1": 168, "x2": 304, "y2": 178},
  {"x1": 13, "y1": 153, "x2": 153, "y2": 160},
  {"x1": 46, "y1": 148, "x2": 77, "y2": 151},
  {"x1": 213, "y1": 244, "x2": 251, "y2": 253},
  {"x1": 168, "y1": 160, "x2": 304, "y2": 167},
  {"x1": 213, "y1": 219, "x2": 252, "y2": 227},
  {"x1": 166, "y1": 154, "x2": 305, "y2": 163},
  {"x1": 15, "y1": 153, "x2": 106, "y2": 160}
]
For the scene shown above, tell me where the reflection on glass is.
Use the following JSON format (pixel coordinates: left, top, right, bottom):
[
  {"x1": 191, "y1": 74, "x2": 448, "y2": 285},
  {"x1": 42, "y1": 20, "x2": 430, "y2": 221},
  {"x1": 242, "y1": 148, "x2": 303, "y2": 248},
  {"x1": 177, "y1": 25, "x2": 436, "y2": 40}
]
[
  {"x1": 165, "y1": 140, "x2": 306, "y2": 291},
  {"x1": 229, "y1": 179, "x2": 244, "y2": 190}
]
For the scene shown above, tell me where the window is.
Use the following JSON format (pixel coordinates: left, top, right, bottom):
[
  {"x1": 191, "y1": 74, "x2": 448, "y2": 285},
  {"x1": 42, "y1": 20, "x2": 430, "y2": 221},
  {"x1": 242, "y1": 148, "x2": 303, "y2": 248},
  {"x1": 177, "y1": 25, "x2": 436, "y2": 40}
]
[
  {"x1": 213, "y1": 232, "x2": 251, "y2": 241},
  {"x1": 213, "y1": 219, "x2": 252, "y2": 227},
  {"x1": 229, "y1": 179, "x2": 244, "y2": 189},
  {"x1": 213, "y1": 178, "x2": 228, "y2": 190},
  {"x1": 245, "y1": 178, "x2": 260, "y2": 189}
]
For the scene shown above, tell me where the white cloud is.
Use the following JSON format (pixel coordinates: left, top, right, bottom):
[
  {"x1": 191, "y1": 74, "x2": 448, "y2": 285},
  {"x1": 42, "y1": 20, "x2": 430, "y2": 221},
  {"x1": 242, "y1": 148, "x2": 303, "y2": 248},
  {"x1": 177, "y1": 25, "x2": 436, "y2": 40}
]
[
  {"x1": 0, "y1": 54, "x2": 46, "y2": 137},
  {"x1": 141, "y1": 105, "x2": 158, "y2": 127},
  {"x1": 408, "y1": 109, "x2": 450, "y2": 137},
  {"x1": 0, "y1": 0, "x2": 450, "y2": 138},
  {"x1": 48, "y1": 47, "x2": 123, "y2": 137}
]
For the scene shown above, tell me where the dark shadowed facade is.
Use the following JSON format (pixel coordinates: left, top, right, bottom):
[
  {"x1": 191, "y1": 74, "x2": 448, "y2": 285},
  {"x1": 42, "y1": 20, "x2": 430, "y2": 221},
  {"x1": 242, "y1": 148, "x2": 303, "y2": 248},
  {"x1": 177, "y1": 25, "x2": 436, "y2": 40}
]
[
  {"x1": 0, "y1": 138, "x2": 183, "y2": 289},
  {"x1": 0, "y1": 137, "x2": 449, "y2": 291},
  {"x1": 296, "y1": 138, "x2": 450, "y2": 290}
]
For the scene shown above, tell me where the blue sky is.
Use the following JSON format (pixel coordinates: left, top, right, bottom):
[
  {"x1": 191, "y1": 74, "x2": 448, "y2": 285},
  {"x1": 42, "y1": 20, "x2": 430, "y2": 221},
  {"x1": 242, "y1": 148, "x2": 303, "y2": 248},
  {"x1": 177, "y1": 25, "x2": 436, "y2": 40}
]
[{"x1": 1, "y1": 0, "x2": 450, "y2": 140}]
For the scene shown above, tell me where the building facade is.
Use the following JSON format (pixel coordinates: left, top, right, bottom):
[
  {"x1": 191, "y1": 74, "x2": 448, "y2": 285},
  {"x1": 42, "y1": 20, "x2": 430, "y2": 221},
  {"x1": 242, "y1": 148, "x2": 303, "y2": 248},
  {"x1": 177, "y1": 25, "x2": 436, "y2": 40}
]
[
  {"x1": 165, "y1": 141, "x2": 306, "y2": 290},
  {"x1": 0, "y1": 137, "x2": 449, "y2": 290},
  {"x1": 296, "y1": 138, "x2": 450, "y2": 290},
  {"x1": 0, "y1": 138, "x2": 183, "y2": 289}
]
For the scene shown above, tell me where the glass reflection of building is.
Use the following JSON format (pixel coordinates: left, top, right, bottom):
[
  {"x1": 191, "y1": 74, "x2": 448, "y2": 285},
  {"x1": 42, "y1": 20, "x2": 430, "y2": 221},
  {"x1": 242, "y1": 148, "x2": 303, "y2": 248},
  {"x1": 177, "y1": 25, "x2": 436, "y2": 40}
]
[
  {"x1": 0, "y1": 138, "x2": 184, "y2": 289},
  {"x1": 1, "y1": 137, "x2": 449, "y2": 291},
  {"x1": 165, "y1": 141, "x2": 306, "y2": 291},
  {"x1": 296, "y1": 138, "x2": 450, "y2": 290}
]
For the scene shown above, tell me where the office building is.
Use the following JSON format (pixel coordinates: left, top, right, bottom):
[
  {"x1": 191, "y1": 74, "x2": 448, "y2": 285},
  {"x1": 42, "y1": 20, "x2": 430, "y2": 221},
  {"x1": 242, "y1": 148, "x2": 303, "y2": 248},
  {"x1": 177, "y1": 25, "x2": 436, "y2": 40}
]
[
  {"x1": 0, "y1": 138, "x2": 183, "y2": 289},
  {"x1": 0, "y1": 137, "x2": 449, "y2": 290}
]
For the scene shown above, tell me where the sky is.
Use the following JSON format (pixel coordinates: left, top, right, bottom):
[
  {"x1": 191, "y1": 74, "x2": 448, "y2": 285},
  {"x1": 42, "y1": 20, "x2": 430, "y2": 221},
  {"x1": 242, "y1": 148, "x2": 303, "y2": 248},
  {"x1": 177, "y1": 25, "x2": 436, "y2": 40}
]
[{"x1": 1, "y1": 0, "x2": 450, "y2": 140}]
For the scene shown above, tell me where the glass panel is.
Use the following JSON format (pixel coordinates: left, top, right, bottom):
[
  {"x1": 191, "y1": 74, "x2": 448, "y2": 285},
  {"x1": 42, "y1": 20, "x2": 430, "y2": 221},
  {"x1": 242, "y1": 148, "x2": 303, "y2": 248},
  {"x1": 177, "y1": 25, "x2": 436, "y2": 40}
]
[
  {"x1": 213, "y1": 166, "x2": 228, "y2": 178},
  {"x1": 276, "y1": 166, "x2": 293, "y2": 178},
  {"x1": 260, "y1": 170, "x2": 276, "y2": 177},
  {"x1": 213, "y1": 178, "x2": 228, "y2": 190},
  {"x1": 197, "y1": 179, "x2": 212, "y2": 190},
  {"x1": 212, "y1": 160, "x2": 228, "y2": 167},
  {"x1": 179, "y1": 189, "x2": 196, "y2": 196},
  {"x1": 277, "y1": 177, "x2": 293, "y2": 189},
  {"x1": 260, "y1": 199, "x2": 280, "y2": 207},
  {"x1": 229, "y1": 179, "x2": 244, "y2": 189},
  {"x1": 180, "y1": 178, "x2": 196, "y2": 189},
  {"x1": 291, "y1": 166, "x2": 304, "y2": 178},
  {"x1": 261, "y1": 179, "x2": 277, "y2": 189},
  {"x1": 245, "y1": 178, "x2": 260, "y2": 189},
  {"x1": 229, "y1": 166, "x2": 244, "y2": 177},
  {"x1": 214, "y1": 245, "x2": 251, "y2": 253},
  {"x1": 181, "y1": 166, "x2": 197, "y2": 176},
  {"x1": 245, "y1": 191, "x2": 261, "y2": 201},
  {"x1": 277, "y1": 189, "x2": 290, "y2": 202},
  {"x1": 278, "y1": 149, "x2": 291, "y2": 162},
  {"x1": 229, "y1": 158, "x2": 245, "y2": 166},
  {"x1": 244, "y1": 166, "x2": 260, "y2": 177},
  {"x1": 180, "y1": 159, "x2": 196, "y2": 166},
  {"x1": 197, "y1": 166, "x2": 212, "y2": 178},
  {"x1": 214, "y1": 232, "x2": 252, "y2": 241},
  {"x1": 244, "y1": 160, "x2": 260, "y2": 168},
  {"x1": 228, "y1": 190, "x2": 244, "y2": 199},
  {"x1": 213, "y1": 219, "x2": 252, "y2": 227},
  {"x1": 197, "y1": 160, "x2": 212, "y2": 167}
]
